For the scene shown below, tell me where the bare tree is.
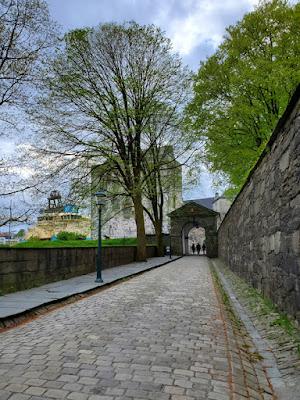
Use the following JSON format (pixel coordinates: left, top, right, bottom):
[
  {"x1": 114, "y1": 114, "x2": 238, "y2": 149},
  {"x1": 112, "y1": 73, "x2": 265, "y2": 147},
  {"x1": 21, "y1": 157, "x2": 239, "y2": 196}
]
[
  {"x1": 0, "y1": 0, "x2": 57, "y2": 109},
  {"x1": 0, "y1": 0, "x2": 57, "y2": 227},
  {"x1": 142, "y1": 145, "x2": 183, "y2": 256},
  {"x1": 30, "y1": 22, "x2": 191, "y2": 260},
  {"x1": 0, "y1": 201, "x2": 32, "y2": 228}
]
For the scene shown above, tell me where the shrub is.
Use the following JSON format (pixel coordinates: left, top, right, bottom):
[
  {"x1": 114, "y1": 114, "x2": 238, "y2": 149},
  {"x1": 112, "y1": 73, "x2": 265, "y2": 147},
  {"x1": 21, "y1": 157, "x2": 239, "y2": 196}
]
[
  {"x1": 28, "y1": 236, "x2": 41, "y2": 241},
  {"x1": 56, "y1": 231, "x2": 86, "y2": 241}
]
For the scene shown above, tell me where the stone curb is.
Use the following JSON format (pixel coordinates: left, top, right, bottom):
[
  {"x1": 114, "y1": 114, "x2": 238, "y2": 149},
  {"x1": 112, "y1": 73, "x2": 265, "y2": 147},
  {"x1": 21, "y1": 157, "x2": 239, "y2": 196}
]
[
  {"x1": 0, "y1": 256, "x2": 182, "y2": 331},
  {"x1": 210, "y1": 259, "x2": 288, "y2": 398}
]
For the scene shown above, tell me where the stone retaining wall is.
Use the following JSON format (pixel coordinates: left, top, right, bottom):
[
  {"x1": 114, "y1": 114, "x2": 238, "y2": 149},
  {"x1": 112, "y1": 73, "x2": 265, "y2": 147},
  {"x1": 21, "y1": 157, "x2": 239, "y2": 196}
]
[
  {"x1": 0, "y1": 246, "x2": 157, "y2": 294},
  {"x1": 218, "y1": 86, "x2": 300, "y2": 323}
]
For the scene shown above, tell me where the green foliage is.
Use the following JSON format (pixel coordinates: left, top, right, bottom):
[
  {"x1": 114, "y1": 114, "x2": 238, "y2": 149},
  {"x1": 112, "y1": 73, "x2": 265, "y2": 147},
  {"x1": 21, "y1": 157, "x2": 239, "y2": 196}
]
[
  {"x1": 36, "y1": 21, "x2": 191, "y2": 261},
  {"x1": 56, "y1": 231, "x2": 86, "y2": 241},
  {"x1": 8, "y1": 238, "x2": 138, "y2": 248},
  {"x1": 270, "y1": 315, "x2": 295, "y2": 335},
  {"x1": 219, "y1": 262, "x2": 300, "y2": 357},
  {"x1": 28, "y1": 236, "x2": 41, "y2": 241},
  {"x1": 186, "y1": 0, "x2": 300, "y2": 191},
  {"x1": 211, "y1": 268, "x2": 242, "y2": 328},
  {"x1": 16, "y1": 229, "x2": 26, "y2": 238}
]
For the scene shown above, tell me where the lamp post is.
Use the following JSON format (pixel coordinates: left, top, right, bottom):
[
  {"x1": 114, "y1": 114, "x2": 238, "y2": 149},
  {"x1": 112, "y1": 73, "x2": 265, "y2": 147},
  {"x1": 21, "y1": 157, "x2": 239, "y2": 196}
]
[
  {"x1": 94, "y1": 190, "x2": 106, "y2": 283},
  {"x1": 169, "y1": 221, "x2": 172, "y2": 259}
]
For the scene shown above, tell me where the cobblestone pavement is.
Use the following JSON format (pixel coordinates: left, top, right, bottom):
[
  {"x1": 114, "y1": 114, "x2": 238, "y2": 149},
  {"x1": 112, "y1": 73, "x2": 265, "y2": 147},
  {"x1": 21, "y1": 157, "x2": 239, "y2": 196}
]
[
  {"x1": 0, "y1": 257, "x2": 275, "y2": 400},
  {"x1": 0, "y1": 257, "x2": 178, "y2": 319},
  {"x1": 212, "y1": 259, "x2": 300, "y2": 400}
]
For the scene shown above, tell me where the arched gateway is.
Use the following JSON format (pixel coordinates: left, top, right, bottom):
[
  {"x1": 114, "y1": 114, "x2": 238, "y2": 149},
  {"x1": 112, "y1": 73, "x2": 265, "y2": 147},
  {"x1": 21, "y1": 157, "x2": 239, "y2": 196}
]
[{"x1": 169, "y1": 201, "x2": 219, "y2": 258}]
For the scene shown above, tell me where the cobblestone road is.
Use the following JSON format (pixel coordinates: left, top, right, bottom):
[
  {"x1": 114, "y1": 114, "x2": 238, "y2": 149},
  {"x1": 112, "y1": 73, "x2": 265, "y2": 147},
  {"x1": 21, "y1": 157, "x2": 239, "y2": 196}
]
[{"x1": 0, "y1": 257, "x2": 275, "y2": 400}]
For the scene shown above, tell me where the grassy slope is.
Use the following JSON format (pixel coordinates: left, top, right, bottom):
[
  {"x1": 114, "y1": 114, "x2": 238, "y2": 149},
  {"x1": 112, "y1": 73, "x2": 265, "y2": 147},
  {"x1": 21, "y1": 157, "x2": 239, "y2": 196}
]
[{"x1": 0, "y1": 237, "x2": 138, "y2": 248}]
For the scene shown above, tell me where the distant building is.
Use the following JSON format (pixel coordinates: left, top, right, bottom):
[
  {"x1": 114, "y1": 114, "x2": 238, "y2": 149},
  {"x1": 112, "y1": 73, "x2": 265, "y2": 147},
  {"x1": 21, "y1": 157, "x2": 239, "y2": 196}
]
[
  {"x1": 186, "y1": 193, "x2": 232, "y2": 229},
  {"x1": 0, "y1": 232, "x2": 12, "y2": 245},
  {"x1": 0, "y1": 232, "x2": 22, "y2": 245},
  {"x1": 91, "y1": 142, "x2": 232, "y2": 239},
  {"x1": 0, "y1": 232, "x2": 12, "y2": 240},
  {"x1": 26, "y1": 191, "x2": 91, "y2": 240},
  {"x1": 91, "y1": 147, "x2": 183, "y2": 239},
  {"x1": 183, "y1": 193, "x2": 232, "y2": 252}
]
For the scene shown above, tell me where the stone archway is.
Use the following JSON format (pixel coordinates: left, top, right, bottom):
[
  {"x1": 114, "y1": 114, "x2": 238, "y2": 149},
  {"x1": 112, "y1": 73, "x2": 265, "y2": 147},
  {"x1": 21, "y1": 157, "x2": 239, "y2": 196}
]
[
  {"x1": 185, "y1": 225, "x2": 206, "y2": 255},
  {"x1": 169, "y1": 201, "x2": 219, "y2": 258}
]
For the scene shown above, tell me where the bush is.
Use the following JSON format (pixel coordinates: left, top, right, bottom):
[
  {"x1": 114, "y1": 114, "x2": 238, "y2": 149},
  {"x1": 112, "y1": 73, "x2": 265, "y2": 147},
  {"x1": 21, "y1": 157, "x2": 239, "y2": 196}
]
[
  {"x1": 28, "y1": 236, "x2": 41, "y2": 241},
  {"x1": 56, "y1": 231, "x2": 86, "y2": 241}
]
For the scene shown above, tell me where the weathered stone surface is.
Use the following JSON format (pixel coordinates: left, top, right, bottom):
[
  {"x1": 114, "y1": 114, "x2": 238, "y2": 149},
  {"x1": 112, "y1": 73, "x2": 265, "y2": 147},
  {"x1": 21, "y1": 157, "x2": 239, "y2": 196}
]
[
  {"x1": 0, "y1": 246, "x2": 157, "y2": 294},
  {"x1": 0, "y1": 258, "x2": 274, "y2": 399},
  {"x1": 218, "y1": 88, "x2": 300, "y2": 323},
  {"x1": 170, "y1": 202, "x2": 218, "y2": 257}
]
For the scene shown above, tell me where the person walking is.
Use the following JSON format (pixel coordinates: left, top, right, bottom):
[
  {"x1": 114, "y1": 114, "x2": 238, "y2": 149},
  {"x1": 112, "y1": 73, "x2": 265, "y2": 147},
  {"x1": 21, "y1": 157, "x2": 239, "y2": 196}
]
[
  {"x1": 196, "y1": 243, "x2": 201, "y2": 255},
  {"x1": 191, "y1": 243, "x2": 195, "y2": 255},
  {"x1": 202, "y1": 242, "x2": 206, "y2": 255}
]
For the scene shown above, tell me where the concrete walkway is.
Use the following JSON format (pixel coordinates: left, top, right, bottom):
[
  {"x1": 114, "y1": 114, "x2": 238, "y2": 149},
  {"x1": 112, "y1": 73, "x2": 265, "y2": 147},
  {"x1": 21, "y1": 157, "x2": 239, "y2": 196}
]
[
  {"x1": 0, "y1": 256, "x2": 178, "y2": 319},
  {"x1": 0, "y1": 257, "x2": 276, "y2": 400}
]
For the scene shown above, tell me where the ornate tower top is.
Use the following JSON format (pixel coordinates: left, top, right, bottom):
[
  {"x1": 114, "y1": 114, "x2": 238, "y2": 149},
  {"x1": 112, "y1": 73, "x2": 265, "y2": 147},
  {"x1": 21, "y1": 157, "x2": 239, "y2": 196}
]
[{"x1": 47, "y1": 190, "x2": 63, "y2": 210}]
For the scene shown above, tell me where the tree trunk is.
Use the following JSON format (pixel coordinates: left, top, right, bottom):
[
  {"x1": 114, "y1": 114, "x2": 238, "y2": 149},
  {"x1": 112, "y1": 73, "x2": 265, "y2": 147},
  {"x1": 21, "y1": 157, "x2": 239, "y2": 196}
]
[
  {"x1": 133, "y1": 194, "x2": 147, "y2": 261},
  {"x1": 155, "y1": 221, "x2": 164, "y2": 257}
]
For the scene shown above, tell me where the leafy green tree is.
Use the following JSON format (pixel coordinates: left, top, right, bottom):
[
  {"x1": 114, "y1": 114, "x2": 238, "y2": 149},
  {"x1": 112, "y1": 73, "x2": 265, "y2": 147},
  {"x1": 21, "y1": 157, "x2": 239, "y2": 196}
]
[
  {"x1": 31, "y1": 22, "x2": 191, "y2": 261},
  {"x1": 186, "y1": 0, "x2": 300, "y2": 192},
  {"x1": 16, "y1": 229, "x2": 25, "y2": 238}
]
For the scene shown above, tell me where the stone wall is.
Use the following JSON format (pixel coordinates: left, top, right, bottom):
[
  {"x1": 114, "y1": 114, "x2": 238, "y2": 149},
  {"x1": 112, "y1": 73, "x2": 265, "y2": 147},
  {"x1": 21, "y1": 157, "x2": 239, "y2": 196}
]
[
  {"x1": 218, "y1": 86, "x2": 300, "y2": 322},
  {"x1": 212, "y1": 196, "x2": 232, "y2": 229},
  {"x1": 0, "y1": 246, "x2": 157, "y2": 294},
  {"x1": 170, "y1": 202, "x2": 218, "y2": 257}
]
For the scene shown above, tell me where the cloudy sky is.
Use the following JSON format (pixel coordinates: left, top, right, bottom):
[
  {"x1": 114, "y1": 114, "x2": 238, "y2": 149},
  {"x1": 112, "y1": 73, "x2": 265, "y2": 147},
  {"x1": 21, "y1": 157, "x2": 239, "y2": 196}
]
[
  {"x1": 44, "y1": 0, "x2": 261, "y2": 199},
  {"x1": 47, "y1": 0, "x2": 259, "y2": 71},
  {"x1": 1, "y1": 0, "x2": 263, "y2": 231}
]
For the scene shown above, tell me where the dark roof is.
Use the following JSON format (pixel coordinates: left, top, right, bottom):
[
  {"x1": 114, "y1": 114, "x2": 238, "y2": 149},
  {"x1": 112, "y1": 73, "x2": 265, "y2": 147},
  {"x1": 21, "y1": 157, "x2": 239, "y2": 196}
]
[
  {"x1": 184, "y1": 197, "x2": 215, "y2": 210},
  {"x1": 169, "y1": 200, "x2": 219, "y2": 216},
  {"x1": 0, "y1": 232, "x2": 11, "y2": 238}
]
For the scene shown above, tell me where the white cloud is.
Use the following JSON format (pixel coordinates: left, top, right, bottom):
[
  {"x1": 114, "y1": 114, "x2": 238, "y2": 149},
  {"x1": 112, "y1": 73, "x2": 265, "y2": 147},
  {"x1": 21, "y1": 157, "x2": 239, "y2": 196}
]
[
  {"x1": 47, "y1": 0, "x2": 263, "y2": 65},
  {"x1": 10, "y1": 166, "x2": 34, "y2": 179},
  {"x1": 153, "y1": 0, "x2": 261, "y2": 56},
  {"x1": 0, "y1": 140, "x2": 15, "y2": 156}
]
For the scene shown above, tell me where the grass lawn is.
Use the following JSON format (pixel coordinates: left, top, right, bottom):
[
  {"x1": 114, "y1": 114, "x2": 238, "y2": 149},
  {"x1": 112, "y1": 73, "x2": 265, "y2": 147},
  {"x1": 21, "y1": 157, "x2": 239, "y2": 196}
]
[{"x1": 0, "y1": 237, "x2": 138, "y2": 248}]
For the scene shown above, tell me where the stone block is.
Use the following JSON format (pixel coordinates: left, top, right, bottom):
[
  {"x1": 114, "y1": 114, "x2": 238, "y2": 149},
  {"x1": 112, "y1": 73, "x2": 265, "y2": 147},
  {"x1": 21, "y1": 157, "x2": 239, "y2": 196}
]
[
  {"x1": 0, "y1": 245, "x2": 157, "y2": 294},
  {"x1": 279, "y1": 149, "x2": 290, "y2": 171},
  {"x1": 218, "y1": 91, "x2": 300, "y2": 324},
  {"x1": 291, "y1": 231, "x2": 300, "y2": 255},
  {"x1": 274, "y1": 231, "x2": 281, "y2": 254},
  {"x1": 269, "y1": 235, "x2": 275, "y2": 252}
]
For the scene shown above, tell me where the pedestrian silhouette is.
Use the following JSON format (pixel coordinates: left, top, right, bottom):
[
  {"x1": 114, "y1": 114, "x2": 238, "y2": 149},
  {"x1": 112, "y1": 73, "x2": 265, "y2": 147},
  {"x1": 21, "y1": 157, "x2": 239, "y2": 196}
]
[
  {"x1": 196, "y1": 243, "x2": 201, "y2": 255},
  {"x1": 202, "y1": 243, "x2": 206, "y2": 255},
  {"x1": 191, "y1": 243, "x2": 195, "y2": 254}
]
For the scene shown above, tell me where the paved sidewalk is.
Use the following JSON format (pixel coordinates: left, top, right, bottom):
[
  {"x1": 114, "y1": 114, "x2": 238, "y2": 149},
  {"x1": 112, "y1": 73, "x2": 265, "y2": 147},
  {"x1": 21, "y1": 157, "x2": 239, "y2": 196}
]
[
  {"x1": 0, "y1": 256, "x2": 178, "y2": 319},
  {"x1": 0, "y1": 257, "x2": 276, "y2": 400}
]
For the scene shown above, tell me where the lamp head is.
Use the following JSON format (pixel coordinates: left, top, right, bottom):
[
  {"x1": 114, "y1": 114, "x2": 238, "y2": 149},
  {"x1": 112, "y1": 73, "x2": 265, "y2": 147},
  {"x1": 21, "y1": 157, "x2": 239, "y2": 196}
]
[{"x1": 94, "y1": 190, "x2": 107, "y2": 206}]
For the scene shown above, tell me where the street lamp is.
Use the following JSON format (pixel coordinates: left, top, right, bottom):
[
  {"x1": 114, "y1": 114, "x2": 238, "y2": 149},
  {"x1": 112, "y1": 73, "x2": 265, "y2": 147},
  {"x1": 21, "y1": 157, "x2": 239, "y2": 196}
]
[
  {"x1": 169, "y1": 221, "x2": 172, "y2": 259},
  {"x1": 94, "y1": 190, "x2": 106, "y2": 283}
]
